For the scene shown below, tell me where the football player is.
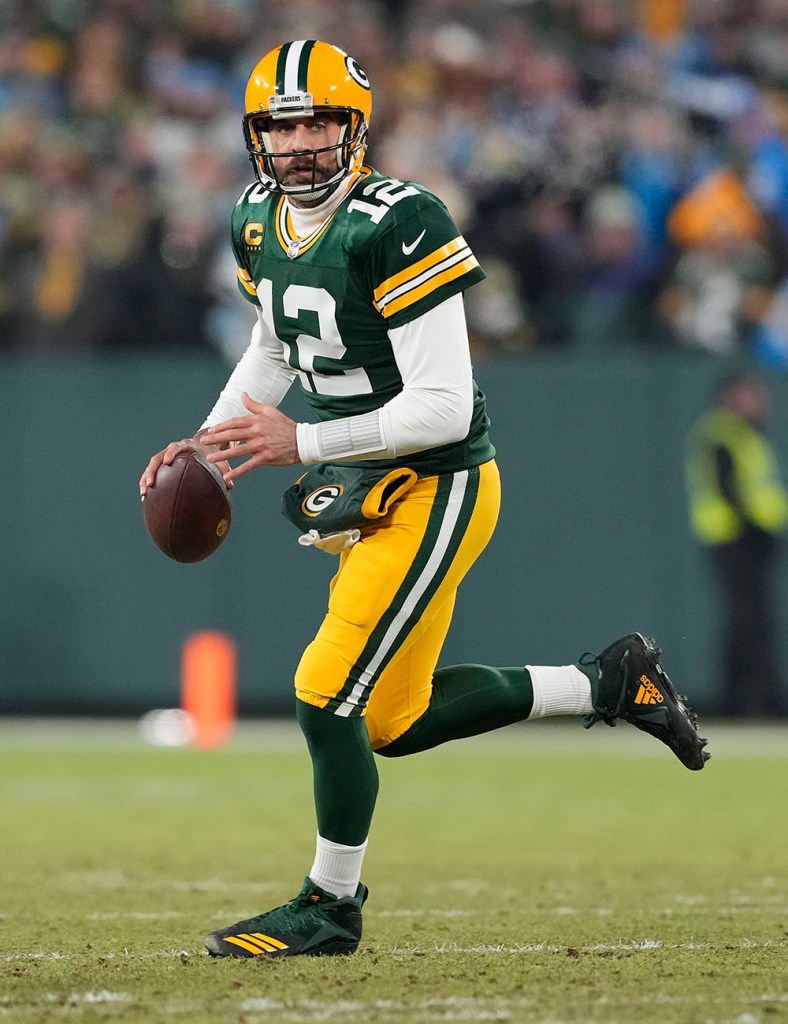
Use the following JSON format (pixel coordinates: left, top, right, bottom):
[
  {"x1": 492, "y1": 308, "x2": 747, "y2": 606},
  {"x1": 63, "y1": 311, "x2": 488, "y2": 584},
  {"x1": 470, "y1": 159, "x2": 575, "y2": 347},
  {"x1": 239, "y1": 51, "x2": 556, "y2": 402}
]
[{"x1": 140, "y1": 40, "x2": 709, "y2": 959}]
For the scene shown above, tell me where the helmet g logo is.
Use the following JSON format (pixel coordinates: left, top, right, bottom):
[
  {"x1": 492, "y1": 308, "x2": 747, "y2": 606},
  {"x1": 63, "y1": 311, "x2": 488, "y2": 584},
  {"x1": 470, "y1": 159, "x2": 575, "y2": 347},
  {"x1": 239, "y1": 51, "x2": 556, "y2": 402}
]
[
  {"x1": 302, "y1": 484, "x2": 344, "y2": 517},
  {"x1": 345, "y1": 56, "x2": 370, "y2": 89}
]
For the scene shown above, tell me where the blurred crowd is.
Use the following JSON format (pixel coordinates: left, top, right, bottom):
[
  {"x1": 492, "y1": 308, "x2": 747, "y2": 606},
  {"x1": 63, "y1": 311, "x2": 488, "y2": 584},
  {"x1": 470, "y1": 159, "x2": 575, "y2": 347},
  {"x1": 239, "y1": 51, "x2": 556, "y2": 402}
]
[{"x1": 1, "y1": 0, "x2": 788, "y2": 363}]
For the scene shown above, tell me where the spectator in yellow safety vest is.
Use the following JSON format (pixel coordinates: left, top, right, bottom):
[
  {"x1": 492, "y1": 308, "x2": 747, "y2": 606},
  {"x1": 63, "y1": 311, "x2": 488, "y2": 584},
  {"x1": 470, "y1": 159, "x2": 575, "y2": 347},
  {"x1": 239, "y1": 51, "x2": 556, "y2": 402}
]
[{"x1": 686, "y1": 374, "x2": 788, "y2": 716}]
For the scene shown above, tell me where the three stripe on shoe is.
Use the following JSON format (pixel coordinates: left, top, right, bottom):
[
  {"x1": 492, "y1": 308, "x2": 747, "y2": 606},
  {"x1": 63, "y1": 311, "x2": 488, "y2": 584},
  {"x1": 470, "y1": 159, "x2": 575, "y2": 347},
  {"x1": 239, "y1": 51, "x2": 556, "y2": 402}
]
[{"x1": 222, "y1": 932, "x2": 289, "y2": 955}]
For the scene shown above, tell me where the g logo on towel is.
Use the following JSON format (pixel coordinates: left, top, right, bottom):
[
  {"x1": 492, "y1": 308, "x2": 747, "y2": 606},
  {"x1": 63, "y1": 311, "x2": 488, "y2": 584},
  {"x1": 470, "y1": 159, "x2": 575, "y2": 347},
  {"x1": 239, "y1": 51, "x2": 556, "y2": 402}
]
[{"x1": 302, "y1": 484, "x2": 344, "y2": 517}]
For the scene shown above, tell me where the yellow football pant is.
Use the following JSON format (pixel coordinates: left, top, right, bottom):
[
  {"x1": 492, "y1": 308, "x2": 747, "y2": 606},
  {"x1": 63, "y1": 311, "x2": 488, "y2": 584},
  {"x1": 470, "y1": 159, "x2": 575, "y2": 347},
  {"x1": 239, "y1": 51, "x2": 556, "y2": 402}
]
[{"x1": 295, "y1": 460, "x2": 501, "y2": 748}]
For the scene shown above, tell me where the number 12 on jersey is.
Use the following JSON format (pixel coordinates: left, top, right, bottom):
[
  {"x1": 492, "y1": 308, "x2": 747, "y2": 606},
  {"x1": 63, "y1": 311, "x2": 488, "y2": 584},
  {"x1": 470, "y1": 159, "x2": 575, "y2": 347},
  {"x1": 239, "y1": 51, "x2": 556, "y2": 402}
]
[
  {"x1": 258, "y1": 278, "x2": 373, "y2": 397},
  {"x1": 348, "y1": 178, "x2": 419, "y2": 224}
]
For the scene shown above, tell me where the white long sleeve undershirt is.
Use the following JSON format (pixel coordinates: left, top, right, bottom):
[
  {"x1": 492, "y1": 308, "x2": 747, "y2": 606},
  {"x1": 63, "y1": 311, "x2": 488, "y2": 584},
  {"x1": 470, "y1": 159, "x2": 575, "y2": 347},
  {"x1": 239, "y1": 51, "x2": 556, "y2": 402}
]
[
  {"x1": 199, "y1": 292, "x2": 474, "y2": 463},
  {"x1": 200, "y1": 314, "x2": 298, "y2": 424}
]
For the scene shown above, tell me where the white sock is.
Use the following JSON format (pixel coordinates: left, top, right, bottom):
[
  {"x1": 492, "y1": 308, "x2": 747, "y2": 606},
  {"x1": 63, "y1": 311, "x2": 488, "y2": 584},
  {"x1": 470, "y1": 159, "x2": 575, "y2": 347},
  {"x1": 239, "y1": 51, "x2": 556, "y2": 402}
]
[
  {"x1": 308, "y1": 833, "x2": 368, "y2": 898},
  {"x1": 526, "y1": 664, "x2": 594, "y2": 719}
]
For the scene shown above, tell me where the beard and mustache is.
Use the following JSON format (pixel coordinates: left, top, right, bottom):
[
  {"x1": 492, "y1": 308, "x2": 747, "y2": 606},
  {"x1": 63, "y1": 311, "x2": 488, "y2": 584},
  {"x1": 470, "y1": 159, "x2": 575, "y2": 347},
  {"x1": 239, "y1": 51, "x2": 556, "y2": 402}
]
[
  {"x1": 280, "y1": 155, "x2": 333, "y2": 188},
  {"x1": 276, "y1": 154, "x2": 338, "y2": 205}
]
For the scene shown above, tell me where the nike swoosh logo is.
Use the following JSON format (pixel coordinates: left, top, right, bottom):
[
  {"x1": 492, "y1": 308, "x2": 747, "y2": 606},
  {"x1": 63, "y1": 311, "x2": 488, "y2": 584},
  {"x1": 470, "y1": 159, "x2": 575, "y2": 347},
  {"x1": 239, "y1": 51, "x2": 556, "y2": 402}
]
[{"x1": 401, "y1": 229, "x2": 426, "y2": 256}]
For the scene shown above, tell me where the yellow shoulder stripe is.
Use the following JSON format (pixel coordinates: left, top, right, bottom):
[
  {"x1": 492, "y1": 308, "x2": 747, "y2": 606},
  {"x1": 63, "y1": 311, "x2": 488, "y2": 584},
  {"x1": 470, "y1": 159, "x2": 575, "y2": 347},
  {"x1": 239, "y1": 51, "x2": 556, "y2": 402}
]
[
  {"x1": 373, "y1": 236, "x2": 467, "y2": 306},
  {"x1": 236, "y1": 267, "x2": 257, "y2": 296},
  {"x1": 372, "y1": 236, "x2": 479, "y2": 318},
  {"x1": 379, "y1": 257, "x2": 479, "y2": 318}
]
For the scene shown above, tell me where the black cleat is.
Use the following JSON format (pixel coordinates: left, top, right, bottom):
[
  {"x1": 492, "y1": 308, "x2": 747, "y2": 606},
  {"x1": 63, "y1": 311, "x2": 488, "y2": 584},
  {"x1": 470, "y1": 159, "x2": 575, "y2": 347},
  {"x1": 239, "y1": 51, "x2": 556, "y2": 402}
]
[
  {"x1": 205, "y1": 877, "x2": 368, "y2": 959},
  {"x1": 581, "y1": 632, "x2": 710, "y2": 771}
]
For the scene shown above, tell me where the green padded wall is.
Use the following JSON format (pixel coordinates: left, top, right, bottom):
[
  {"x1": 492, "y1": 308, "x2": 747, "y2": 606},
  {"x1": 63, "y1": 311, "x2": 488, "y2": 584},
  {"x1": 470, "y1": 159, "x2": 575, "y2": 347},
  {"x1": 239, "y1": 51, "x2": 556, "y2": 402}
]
[{"x1": 2, "y1": 352, "x2": 786, "y2": 716}]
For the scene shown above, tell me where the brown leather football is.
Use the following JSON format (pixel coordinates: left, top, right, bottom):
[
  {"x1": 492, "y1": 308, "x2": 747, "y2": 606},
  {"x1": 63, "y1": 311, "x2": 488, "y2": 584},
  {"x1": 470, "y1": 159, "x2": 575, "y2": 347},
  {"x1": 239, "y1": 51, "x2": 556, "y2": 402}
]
[{"x1": 143, "y1": 449, "x2": 232, "y2": 563}]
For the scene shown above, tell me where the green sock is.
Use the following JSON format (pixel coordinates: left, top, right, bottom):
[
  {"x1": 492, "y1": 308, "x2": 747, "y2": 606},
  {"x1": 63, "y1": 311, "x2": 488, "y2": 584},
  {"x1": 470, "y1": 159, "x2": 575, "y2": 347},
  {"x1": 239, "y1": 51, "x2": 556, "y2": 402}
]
[
  {"x1": 296, "y1": 700, "x2": 378, "y2": 847},
  {"x1": 378, "y1": 665, "x2": 534, "y2": 758}
]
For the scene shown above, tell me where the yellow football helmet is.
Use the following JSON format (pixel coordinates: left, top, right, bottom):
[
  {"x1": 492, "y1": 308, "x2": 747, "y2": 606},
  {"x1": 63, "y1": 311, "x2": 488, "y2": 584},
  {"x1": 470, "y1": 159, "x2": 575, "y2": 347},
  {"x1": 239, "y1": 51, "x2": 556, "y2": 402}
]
[{"x1": 243, "y1": 40, "x2": 372, "y2": 200}]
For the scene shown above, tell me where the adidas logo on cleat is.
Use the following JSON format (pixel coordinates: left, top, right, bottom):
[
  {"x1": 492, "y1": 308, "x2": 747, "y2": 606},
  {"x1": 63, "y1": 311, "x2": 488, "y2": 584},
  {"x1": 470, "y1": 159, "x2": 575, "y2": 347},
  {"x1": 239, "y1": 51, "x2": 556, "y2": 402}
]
[
  {"x1": 634, "y1": 674, "x2": 664, "y2": 705},
  {"x1": 583, "y1": 633, "x2": 710, "y2": 770},
  {"x1": 223, "y1": 933, "x2": 289, "y2": 955}
]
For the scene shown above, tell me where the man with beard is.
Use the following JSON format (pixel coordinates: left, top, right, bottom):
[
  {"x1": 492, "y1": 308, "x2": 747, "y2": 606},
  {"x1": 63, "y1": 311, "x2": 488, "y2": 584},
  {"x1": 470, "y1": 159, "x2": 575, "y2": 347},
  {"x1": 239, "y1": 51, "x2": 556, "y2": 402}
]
[{"x1": 140, "y1": 39, "x2": 709, "y2": 960}]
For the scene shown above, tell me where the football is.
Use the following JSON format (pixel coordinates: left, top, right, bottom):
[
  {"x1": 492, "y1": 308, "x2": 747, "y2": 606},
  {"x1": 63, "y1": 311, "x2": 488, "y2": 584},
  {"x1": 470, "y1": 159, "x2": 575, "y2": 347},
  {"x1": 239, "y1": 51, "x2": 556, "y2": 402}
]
[{"x1": 143, "y1": 448, "x2": 232, "y2": 563}]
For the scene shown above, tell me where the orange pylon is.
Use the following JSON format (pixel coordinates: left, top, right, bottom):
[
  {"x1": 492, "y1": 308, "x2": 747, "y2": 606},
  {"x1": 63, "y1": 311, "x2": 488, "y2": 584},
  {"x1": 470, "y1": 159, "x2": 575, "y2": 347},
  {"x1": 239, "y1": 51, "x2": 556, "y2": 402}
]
[{"x1": 181, "y1": 631, "x2": 237, "y2": 749}]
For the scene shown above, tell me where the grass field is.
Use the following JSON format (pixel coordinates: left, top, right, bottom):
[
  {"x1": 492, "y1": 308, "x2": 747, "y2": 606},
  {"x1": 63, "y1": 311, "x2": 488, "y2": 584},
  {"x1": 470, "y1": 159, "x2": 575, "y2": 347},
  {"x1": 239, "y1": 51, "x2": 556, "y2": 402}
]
[{"x1": 0, "y1": 718, "x2": 786, "y2": 1024}]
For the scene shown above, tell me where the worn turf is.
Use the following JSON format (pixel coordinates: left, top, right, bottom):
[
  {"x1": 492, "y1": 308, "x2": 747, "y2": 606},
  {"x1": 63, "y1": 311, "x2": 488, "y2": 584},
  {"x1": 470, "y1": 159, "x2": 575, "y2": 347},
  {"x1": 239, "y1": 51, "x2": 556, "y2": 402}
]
[{"x1": 0, "y1": 719, "x2": 786, "y2": 1023}]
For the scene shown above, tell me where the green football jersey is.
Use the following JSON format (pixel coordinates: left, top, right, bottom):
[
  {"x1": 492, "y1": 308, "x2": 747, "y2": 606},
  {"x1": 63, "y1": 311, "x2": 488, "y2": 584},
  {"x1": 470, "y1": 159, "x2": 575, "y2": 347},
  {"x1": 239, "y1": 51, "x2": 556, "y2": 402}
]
[{"x1": 230, "y1": 167, "x2": 495, "y2": 475}]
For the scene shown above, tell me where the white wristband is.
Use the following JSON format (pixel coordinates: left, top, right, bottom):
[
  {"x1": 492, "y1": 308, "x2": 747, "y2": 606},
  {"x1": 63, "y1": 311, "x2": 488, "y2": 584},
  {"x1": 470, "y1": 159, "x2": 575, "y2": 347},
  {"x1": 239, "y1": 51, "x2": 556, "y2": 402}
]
[{"x1": 296, "y1": 410, "x2": 386, "y2": 463}]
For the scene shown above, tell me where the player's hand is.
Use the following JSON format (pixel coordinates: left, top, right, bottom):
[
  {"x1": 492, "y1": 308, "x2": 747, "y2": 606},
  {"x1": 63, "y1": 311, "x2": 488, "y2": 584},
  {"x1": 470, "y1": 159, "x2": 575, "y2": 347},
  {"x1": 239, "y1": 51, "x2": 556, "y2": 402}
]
[
  {"x1": 139, "y1": 438, "x2": 232, "y2": 497},
  {"x1": 201, "y1": 392, "x2": 300, "y2": 483}
]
